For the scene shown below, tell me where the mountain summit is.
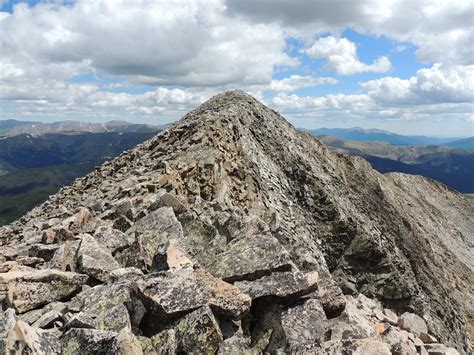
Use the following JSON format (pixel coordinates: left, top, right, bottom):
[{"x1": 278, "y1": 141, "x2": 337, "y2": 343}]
[{"x1": 1, "y1": 90, "x2": 472, "y2": 353}]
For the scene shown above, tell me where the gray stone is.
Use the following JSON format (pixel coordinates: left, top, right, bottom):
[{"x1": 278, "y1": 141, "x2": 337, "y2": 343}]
[
  {"x1": 234, "y1": 270, "x2": 318, "y2": 300},
  {"x1": 0, "y1": 269, "x2": 88, "y2": 313},
  {"x1": 61, "y1": 328, "x2": 117, "y2": 354},
  {"x1": 134, "y1": 266, "x2": 251, "y2": 320},
  {"x1": 206, "y1": 234, "x2": 293, "y2": 282},
  {"x1": 77, "y1": 234, "x2": 120, "y2": 282},
  {"x1": 67, "y1": 283, "x2": 132, "y2": 332},
  {"x1": 128, "y1": 207, "x2": 184, "y2": 271},
  {"x1": 108, "y1": 327, "x2": 143, "y2": 355},
  {"x1": 173, "y1": 306, "x2": 223, "y2": 354},
  {"x1": 281, "y1": 297, "x2": 329, "y2": 350},
  {"x1": 398, "y1": 312, "x2": 428, "y2": 337},
  {"x1": 93, "y1": 226, "x2": 134, "y2": 254}
]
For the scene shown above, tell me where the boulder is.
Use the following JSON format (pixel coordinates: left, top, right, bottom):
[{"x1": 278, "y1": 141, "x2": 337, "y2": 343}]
[
  {"x1": 328, "y1": 295, "x2": 378, "y2": 341},
  {"x1": 49, "y1": 240, "x2": 80, "y2": 272},
  {"x1": 0, "y1": 269, "x2": 88, "y2": 313},
  {"x1": 134, "y1": 267, "x2": 251, "y2": 320},
  {"x1": 382, "y1": 308, "x2": 399, "y2": 325},
  {"x1": 62, "y1": 312, "x2": 96, "y2": 330},
  {"x1": 314, "y1": 271, "x2": 347, "y2": 318},
  {"x1": 0, "y1": 308, "x2": 16, "y2": 354},
  {"x1": 61, "y1": 328, "x2": 117, "y2": 354},
  {"x1": 234, "y1": 270, "x2": 318, "y2": 299},
  {"x1": 206, "y1": 234, "x2": 293, "y2": 282},
  {"x1": 67, "y1": 283, "x2": 132, "y2": 332},
  {"x1": 398, "y1": 312, "x2": 428, "y2": 337},
  {"x1": 108, "y1": 327, "x2": 143, "y2": 355},
  {"x1": 128, "y1": 207, "x2": 184, "y2": 271},
  {"x1": 151, "y1": 238, "x2": 194, "y2": 271},
  {"x1": 281, "y1": 297, "x2": 330, "y2": 350},
  {"x1": 3, "y1": 320, "x2": 60, "y2": 354},
  {"x1": 424, "y1": 343, "x2": 460, "y2": 355},
  {"x1": 93, "y1": 226, "x2": 134, "y2": 254},
  {"x1": 19, "y1": 302, "x2": 67, "y2": 325},
  {"x1": 77, "y1": 234, "x2": 120, "y2": 282},
  {"x1": 173, "y1": 306, "x2": 223, "y2": 353}
]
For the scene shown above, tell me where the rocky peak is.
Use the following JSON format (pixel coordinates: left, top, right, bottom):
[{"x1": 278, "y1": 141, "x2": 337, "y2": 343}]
[{"x1": 0, "y1": 91, "x2": 472, "y2": 354}]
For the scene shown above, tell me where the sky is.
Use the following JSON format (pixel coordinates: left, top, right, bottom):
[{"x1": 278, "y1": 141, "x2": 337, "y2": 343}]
[{"x1": 0, "y1": 0, "x2": 473, "y2": 137}]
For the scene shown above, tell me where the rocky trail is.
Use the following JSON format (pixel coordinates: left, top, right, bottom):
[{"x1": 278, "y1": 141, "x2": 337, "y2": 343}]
[{"x1": 0, "y1": 90, "x2": 472, "y2": 354}]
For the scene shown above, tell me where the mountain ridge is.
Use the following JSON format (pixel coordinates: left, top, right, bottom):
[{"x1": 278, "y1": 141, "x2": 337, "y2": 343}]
[
  {"x1": 306, "y1": 127, "x2": 465, "y2": 146},
  {"x1": 0, "y1": 90, "x2": 471, "y2": 353}
]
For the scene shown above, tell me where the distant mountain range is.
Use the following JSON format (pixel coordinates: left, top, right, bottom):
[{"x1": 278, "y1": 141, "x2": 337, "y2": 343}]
[
  {"x1": 305, "y1": 127, "x2": 473, "y2": 149},
  {"x1": 0, "y1": 119, "x2": 165, "y2": 136},
  {"x1": 317, "y1": 135, "x2": 474, "y2": 193},
  {"x1": 0, "y1": 120, "x2": 162, "y2": 225}
]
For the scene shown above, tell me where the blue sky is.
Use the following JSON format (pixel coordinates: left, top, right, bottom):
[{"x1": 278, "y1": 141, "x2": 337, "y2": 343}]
[{"x1": 0, "y1": 0, "x2": 473, "y2": 137}]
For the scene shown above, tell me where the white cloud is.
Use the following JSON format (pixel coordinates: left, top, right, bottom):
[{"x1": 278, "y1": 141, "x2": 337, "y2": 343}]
[
  {"x1": 226, "y1": 0, "x2": 473, "y2": 66},
  {"x1": 268, "y1": 75, "x2": 337, "y2": 92},
  {"x1": 361, "y1": 64, "x2": 474, "y2": 104},
  {"x1": 0, "y1": 0, "x2": 294, "y2": 88},
  {"x1": 305, "y1": 36, "x2": 392, "y2": 75}
]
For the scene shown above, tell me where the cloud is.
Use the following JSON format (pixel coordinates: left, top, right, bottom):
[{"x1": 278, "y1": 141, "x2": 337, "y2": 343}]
[
  {"x1": 305, "y1": 36, "x2": 392, "y2": 75},
  {"x1": 268, "y1": 75, "x2": 337, "y2": 92},
  {"x1": 271, "y1": 64, "x2": 474, "y2": 124},
  {"x1": 0, "y1": 0, "x2": 294, "y2": 88},
  {"x1": 226, "y1": 0, "x2": 473, "y2": 65},
  {"x1": 361, "y1": 64, "x2": 474, "y2": 104}
]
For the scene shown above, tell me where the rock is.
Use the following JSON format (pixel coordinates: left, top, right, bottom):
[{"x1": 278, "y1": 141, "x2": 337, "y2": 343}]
[
  {"x1": 329, "y1": 295, "x2": 377, "y2": 340},
  {"x1": 93, "y1": 226, "x2": 134, "y2": 254},
  {"x1": 374, "y1": 322, "x2": 390, "y2": 335},
  {"x1": 77, "y1": 234, "x2": 120, "y2": 282},
  {"x1": 424, "y1": 343, "x2": 460, "y2": 355},
  {"x1": 0, "y1": 308, "x2": 16, "y2": 354},
  {"x1": 32, "y1": 309, "x2": 63, "y2": 328},
  {"x1": 173, "y1": 306, "x2": 223, "y2": 353},
  {"x1": 3, "y1": 320, "x2": 60, "y2": 354},
  {"x1": 206, "y1": 234, "x2": 293, "y2": 282},
  {"x1": 61, "y1": 328, "x2": 117, "y2": 354},
  {"x1": 63, "y1": 312, "x2": 96, "y2": 330},
  {"x1": 138, "y1": 329, "x2": 178, "y2": 354},
  {"x1": 382, "y1": 308, "x2": 399, "y2": 325},
  {"x1": 419, "y1": 331, "x2": 438, "y2": 344},
  {"x1": 281, "y1": 297, "x2": 330, "y2": 350},
  {"x1": 155, "y1": 192, "x2": 187, "y2": 214},
  {"x1": 315, "y1": 270, "x2": 347, "y2": 318},
  {"x1": 108, "y1": 327, "x2": 143, "y2": 355},
  {"x1": 128, "y1": 207, "x2": 184, "y2": 271},
  {"x1": 398, "y1": 312, "x2": 428, "y2": 337},
  {"x1": 109, "y1": 267, "x2": 144, "y2": 282},
  {"x1": 49, "y1": 240, "x2": 80, "y2": 272},
  {"x1": 134, "y1": 267, "x2": 251, "y2": 320},
  {"x1": 67, "y1": 283, "x2": 132, "y2": 332},
  {"x1": 19, "y1": 302, "x2": 67, "y2": 325},
  {"x1": 234, "y1": 270, "x2": 318, "y2": 299},
  {"x1": 0, "y1": 269, "x2": 88, "y2": 313},
  {"x1": 316, "y1": 339, "x2": 391, "y2": 354},
  {"x1": 151, "y1": 238, "x2": 194, "y2": 271}
]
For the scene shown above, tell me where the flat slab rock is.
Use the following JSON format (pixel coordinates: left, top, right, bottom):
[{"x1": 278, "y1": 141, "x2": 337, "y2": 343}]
[
  {"x1": 206, "y1": 234, "x2": 293, "y2": 282},
  {"x1": 0, "y1": 269, "x2": 88, "y2": 313},
  {"x1": 234, "y1": 270, "x2": 318, "y2": 299},
  {"x1": 134, "y1": 266, "x2": 251, "y2": 320}
]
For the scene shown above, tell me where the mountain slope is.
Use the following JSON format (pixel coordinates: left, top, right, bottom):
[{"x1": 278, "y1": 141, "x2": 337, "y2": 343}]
[
  {"x1": 318, "y1": 136, "x2": 474, "y2": 192},
  {"x1": 0, "y1": 131, "x2": 159, "y2": 226},
  {"x1": 0, "y1": 91, "x2": 471, "y2": 353},
  {"x1": 307, "y1": 127, "x2": 457, "y2": 146},
  {"x1": 445, "y1": 137, "x2": 474, "y2": 151}
]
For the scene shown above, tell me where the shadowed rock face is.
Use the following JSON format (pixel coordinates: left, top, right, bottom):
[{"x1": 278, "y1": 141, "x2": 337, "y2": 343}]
[{"x1": 0, "y1": 90, "x2": 472, "y2": 353}]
